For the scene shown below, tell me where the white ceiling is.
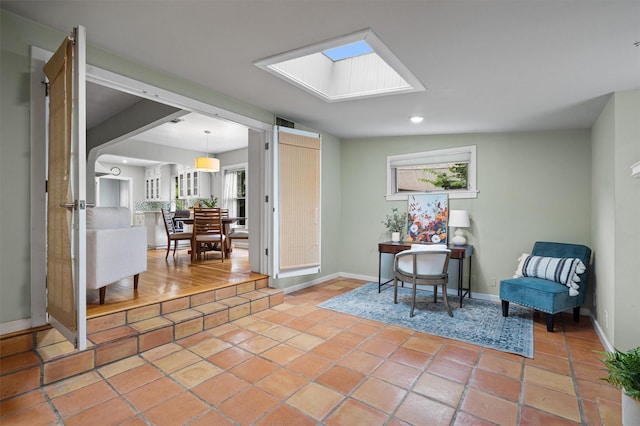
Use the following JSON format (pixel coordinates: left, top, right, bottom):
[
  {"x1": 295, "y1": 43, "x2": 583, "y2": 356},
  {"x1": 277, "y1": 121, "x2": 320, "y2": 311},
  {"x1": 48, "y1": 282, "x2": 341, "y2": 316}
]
[
  {"x1": 4, "y1": 1, "x2": 640, "y2": 141},
  {"x1": 86, "y1": 81, "x2": 249, "y2": 167}
]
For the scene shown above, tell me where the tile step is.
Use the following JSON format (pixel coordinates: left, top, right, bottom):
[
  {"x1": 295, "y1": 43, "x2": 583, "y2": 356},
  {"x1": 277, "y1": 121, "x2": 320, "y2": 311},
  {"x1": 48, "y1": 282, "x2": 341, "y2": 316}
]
[{"x1": 0, "y1": 280, "x2": 283, "y2": 400}]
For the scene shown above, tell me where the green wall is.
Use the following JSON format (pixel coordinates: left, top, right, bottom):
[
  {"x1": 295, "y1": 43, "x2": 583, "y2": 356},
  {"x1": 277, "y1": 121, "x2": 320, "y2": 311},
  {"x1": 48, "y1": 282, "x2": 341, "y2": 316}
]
[
  {"x1": 0, "y1": 45, "x2": 32, "y2": 323},
  {"x1": 591, "y1": 89, "x2": 640, "y2": 351},
  {"x1": 339, "y1": 131, "x2": 593, "y2": 298},
  {"x1": 269, "y1": 132, "x2": 343, "y2": 290}
]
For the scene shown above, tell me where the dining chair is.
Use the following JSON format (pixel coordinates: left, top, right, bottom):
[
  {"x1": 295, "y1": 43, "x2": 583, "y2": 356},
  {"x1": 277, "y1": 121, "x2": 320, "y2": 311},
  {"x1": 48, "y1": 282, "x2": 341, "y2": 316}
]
[
  {"x1": 161, "y1": 208, "x2": 193, "y2": 259},
  {"x1": 192, "y1": 208, "x2": 226, "y2": 262},
  {"x1": 394, "y1": 244, "x2": 452, "y2": 317}
]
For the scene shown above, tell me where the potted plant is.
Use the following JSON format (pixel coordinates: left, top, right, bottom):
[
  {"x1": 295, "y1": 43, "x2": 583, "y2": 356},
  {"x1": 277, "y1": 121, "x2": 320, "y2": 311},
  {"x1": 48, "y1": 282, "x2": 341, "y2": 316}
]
[
  {"x1": 601, "y1": 346, "x2": 640, "y2": 425},
  {"x1": 382, "y1": 208, "x2": 406, "y2": 242}
]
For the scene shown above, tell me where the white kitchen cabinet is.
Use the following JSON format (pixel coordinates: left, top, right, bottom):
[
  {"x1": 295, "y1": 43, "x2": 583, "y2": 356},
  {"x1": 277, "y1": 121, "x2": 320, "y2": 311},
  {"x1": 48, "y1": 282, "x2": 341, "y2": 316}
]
[
  {"x1": 144, "y1": 165, "x2": 171, "y2": 201},
  {"x1": 176, "y1": 165, "x2": 211, "y2": 200}
]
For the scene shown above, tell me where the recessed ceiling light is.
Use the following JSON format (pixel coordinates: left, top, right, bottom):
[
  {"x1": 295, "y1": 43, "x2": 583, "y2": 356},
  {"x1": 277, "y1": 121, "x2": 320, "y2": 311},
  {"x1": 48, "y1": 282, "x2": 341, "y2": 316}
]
[
  {"x1": 254, "y1": 29, "x2": 425, "y2": 103},
  {"x1": 122, "y1": 159, "x2": 128, "y2": 163},
  {"x1": 410, "y1": 116, "x2": 424, "y2": 123}
]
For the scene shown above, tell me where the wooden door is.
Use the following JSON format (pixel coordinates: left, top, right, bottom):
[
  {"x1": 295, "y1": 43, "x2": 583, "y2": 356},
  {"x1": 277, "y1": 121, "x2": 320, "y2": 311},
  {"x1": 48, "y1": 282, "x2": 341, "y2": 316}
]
[{"x1": 43, "y1": 26, "x2": 87, "y2": 350}]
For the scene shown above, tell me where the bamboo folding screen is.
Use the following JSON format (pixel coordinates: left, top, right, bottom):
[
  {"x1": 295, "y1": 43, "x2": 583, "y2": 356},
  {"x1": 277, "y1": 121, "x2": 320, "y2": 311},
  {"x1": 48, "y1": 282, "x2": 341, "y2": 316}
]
[
  {"x1": 278, "y1": 130, "x2": 320, "y2": 272},
  {"x1": 43, "y1": 37, "x2": 76, "y2": 333}
]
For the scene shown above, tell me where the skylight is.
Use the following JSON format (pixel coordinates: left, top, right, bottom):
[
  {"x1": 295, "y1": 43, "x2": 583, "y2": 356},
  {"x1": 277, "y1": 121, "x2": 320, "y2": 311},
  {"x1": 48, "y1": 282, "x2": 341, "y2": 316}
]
[
  {"x1": 323, "y1": 40, "x2": 373, "y2": 61},
  {"x1": 254, "y1": 29, "x2": 425, "y2": 102}
]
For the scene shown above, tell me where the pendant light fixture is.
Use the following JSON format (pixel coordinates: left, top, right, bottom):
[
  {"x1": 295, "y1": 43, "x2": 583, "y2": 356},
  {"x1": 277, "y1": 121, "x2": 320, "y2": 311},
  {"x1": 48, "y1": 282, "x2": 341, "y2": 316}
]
[{"x1": 194, "y1": 130, "x2": 220, "y2": 172}]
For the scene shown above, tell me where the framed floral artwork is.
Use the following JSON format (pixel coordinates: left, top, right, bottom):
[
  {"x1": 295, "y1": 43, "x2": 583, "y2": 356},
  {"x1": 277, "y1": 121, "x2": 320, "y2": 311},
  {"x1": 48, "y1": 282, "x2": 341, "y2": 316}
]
[{"x1": 406, "y1": 194, "x2": 449, "y2": 244}]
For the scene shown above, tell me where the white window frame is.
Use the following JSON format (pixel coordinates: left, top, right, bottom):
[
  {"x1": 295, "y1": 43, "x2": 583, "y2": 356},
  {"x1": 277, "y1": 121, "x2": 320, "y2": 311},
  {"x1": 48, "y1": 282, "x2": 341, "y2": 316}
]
[
  {"x1": 386, "y1": 145, "x2": 478, "y2": 200},
  {"x1": 221, "y1": 163, "x2": 248, "y2": 229}
]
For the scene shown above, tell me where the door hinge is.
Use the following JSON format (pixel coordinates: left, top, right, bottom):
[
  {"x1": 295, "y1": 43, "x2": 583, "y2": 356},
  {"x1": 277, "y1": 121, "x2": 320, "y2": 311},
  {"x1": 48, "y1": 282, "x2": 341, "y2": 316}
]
[
  {"x1": 265, "y1": 142, "x2": 269, "y2": 150},
  {"x1": 265, "y1": 248, "x2": 268, "y2": 256},
  {"x1": 265, "y1": 195, "x2": 269, "y2": 203},
  {"x1": 42, "y1": 80, "x2": 50, "y2": 97}
]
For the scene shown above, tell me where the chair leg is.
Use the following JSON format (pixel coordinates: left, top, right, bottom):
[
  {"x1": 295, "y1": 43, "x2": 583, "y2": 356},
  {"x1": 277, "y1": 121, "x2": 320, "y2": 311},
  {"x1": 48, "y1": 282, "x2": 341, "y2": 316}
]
[
  {"x1": 433, "y1": 285, "x2": 437, "y2": 303},
  {"x1": 192, "y1": 241, "x2": 199, "y2": 262},
  {"x1": 573, "y1": 306, "x2": 580, "y2": 322},
  {"x1": 172, "y1": 240, "x2": 178, "y2": 257},
  {"x1": 134, "y1": 274, "x2": 139, "y2": 290},
  {"x1": 99, "y1": 287, "x2": 106, "y2": 305},
  {"x1": 546, "y1": 313, "x2": 555, "y2": 332},
  {"x1": 393, "y1": 278, "x2": 398, "y2": 304},
  {"x1": 441, "y1": 285, "x2": 453, "y2": 317},
  {"x1": 501, "y1": 300, "x2": 509, "y2": 317},
  {"x1": 410, "y1": 284, "x2": 417, "y2": 318},
  {"x1": 165, "y1": 240, "x2": 170, "y2": 259}
]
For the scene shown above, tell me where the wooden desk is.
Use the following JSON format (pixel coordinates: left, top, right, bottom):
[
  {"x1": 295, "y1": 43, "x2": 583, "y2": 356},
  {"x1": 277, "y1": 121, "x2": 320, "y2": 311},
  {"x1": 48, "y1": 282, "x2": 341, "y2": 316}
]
[{"x1": 378, "y1": 242, "x2": 473, "y2": 307}]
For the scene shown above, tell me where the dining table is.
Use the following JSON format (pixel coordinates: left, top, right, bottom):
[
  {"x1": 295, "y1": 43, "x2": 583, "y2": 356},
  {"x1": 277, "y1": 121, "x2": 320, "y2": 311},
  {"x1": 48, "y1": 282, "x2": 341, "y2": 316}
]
[{"x1": 176, "y1": 216, "x2": 238, "y2": 258}]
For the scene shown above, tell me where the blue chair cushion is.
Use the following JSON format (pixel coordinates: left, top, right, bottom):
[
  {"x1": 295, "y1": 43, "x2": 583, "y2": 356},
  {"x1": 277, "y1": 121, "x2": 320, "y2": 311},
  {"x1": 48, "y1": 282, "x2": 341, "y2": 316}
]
[
  {"x1": 500, "y1": 242, "x2": 591, "y2": 315},
  {"x1": 500, "y1": 277, "x2": 583, "y2": 313}
]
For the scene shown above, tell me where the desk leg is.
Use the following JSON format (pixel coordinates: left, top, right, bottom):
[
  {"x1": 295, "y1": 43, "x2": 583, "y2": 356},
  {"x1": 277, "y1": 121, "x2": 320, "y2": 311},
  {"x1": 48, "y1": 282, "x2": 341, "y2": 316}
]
[
  {"x1": 378, "y1": 252, "x2": 395, "y2": 293},
  {"x1": 458, "y1": 257, "x2": 464, "y2": 307},
  {"x1": 458, "y1": 256, "x2": 472, "y2": 307},
  {"x1": 378, "y1": 252, "x2": 382, "y2": 293},
  {"x1": 467, "y1": 259, "x2": 472, "y2": 300}
]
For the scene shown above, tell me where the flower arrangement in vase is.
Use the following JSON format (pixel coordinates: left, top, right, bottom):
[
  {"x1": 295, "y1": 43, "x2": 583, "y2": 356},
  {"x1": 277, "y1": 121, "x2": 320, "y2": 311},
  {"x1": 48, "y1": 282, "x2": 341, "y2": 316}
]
[{"x1": 382, "y1": 208, "x2": 406, "y2": 242}]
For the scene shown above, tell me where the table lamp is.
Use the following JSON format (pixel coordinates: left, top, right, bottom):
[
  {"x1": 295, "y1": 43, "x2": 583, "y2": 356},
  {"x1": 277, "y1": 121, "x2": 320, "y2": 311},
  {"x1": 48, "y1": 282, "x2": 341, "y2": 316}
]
[{"x1": 449, "y1": 210, "x2": 470, "y2": 246}]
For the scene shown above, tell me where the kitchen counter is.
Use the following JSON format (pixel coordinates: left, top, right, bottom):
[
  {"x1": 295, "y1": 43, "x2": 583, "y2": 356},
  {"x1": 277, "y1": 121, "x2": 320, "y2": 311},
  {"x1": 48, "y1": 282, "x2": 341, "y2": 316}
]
[{"x1": 137, "y1": 211, "x2": 168, "y2": 249}]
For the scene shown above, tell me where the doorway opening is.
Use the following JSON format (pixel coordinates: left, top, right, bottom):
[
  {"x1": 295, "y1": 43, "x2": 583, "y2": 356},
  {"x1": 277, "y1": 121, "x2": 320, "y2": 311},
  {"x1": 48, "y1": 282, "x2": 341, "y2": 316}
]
[{"x1": 30, "y1": 46, "x2": 271, "y2": 328}]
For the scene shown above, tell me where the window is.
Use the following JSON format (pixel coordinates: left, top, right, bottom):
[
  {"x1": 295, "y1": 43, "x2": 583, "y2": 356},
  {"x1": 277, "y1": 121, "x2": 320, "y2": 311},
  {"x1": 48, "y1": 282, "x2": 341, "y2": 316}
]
[
  {"x1": 386, "y1": 145, "x2": 478, "y2": 200},
  {"x1": 223, "y1": 166, "x2": 247, "y2": 227},
  {"x1": 323, "y1": 40, "x2": 373, "y2": 61}
]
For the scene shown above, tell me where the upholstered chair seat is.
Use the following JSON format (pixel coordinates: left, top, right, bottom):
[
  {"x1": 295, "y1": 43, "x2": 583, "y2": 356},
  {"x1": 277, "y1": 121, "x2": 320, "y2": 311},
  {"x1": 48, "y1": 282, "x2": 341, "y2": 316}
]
[
  {"x1": 500, "y1": 241, "x2": 591, "y2": 332},
  {"x1": 86, "y1": 207, "x2": 147, "y2": 304}
]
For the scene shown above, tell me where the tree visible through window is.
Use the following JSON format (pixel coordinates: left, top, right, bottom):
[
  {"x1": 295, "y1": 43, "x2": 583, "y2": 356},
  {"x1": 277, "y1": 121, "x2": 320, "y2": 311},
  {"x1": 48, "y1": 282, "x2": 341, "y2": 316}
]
[
  {"x1": 223, "y1": 168, "x2": 246, "y2": 226},
  {"x1": 386, "y1": 145, "x2": 477, "y2": 200}
]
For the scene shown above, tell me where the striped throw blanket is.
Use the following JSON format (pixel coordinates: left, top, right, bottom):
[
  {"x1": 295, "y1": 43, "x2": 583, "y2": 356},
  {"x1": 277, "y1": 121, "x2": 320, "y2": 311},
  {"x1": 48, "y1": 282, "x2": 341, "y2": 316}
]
[{"x1": 518, "y1": 255, "x2": 586, "y2": 296}]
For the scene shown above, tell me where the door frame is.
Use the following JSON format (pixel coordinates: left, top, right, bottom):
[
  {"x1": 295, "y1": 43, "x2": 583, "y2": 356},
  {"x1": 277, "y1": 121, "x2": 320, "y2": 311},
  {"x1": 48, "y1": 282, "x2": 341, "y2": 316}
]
[
  {"x1": 29, "y1": 47, "x2": 273, "y2": 332},
  {"x1": 96, "y1": 175, "x2": 134, "y2": 211}
]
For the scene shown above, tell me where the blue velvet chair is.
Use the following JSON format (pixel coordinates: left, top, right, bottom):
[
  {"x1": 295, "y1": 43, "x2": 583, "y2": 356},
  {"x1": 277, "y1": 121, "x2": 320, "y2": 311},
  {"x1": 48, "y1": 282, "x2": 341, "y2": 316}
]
[{"x1": 500, "y1": 241, "x2": 591, "y2": 332}]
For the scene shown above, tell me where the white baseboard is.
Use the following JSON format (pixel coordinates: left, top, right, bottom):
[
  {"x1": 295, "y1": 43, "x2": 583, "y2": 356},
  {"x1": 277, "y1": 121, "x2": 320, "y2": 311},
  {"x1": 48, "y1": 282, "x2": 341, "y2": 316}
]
[
  {"x1": 591, "y1": 317, "x2": 614, "y2": 352},
  {"x1": 0, "y1": 318, "x2": 41, "y2": 336},
  {"x1": 281, "y1": 272, "x2": 343, "y2": 294}
]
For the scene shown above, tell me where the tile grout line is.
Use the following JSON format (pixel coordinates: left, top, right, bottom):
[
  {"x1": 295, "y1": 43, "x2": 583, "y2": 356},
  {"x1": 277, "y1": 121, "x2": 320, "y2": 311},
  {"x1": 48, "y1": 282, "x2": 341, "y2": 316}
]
[{"x1": 562, "y1": 314, "x2": 589, "y2": 425}]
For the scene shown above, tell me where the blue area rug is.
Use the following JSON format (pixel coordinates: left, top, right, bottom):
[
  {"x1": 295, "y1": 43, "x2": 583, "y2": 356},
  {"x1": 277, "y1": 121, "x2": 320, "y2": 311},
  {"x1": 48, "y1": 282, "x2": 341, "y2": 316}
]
[{"x1": 318, "y1": 282, "x2": 533, "y2": 358}]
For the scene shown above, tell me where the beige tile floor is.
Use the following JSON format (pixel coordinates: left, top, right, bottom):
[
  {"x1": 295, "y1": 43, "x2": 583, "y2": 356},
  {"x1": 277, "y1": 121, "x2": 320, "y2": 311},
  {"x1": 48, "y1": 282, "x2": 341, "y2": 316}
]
[{"x1": 0, "y1": 279, "x2": 622, "y2": 425}]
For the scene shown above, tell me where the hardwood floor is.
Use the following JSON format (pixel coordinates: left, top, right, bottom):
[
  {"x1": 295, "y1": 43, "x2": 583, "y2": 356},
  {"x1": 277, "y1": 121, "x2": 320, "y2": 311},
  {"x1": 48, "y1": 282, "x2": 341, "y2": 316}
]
[{"x1": 87, "y1": 246, "x2": 266, "y2": 318}]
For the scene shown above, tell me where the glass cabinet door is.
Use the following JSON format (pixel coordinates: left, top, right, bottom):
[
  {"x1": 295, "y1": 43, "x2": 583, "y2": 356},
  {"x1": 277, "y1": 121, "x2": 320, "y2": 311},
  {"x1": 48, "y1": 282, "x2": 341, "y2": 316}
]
[
  {"x1": 193, "y1": 171, "x2": 199, "y2": 197},
  {"x1": 187, "y1": 172, "x2": 192, "y2": 197}
]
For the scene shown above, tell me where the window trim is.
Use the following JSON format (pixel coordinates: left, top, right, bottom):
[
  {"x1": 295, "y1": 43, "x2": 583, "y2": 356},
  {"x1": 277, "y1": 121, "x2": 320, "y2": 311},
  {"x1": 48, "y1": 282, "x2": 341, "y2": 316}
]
[
  {"x1": 221, "y1": 163, "x2": 248, "y2": 228},
  {"x1": 385, "y1": 145, "x2": 478, "y2": 200}
]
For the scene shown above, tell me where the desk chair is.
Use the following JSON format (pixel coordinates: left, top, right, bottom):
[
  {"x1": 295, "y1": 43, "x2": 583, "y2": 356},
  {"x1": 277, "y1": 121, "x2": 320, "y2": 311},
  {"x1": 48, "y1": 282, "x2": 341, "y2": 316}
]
[{"x1": 394, "y1": 244, "x2": 452, "y2": 317}]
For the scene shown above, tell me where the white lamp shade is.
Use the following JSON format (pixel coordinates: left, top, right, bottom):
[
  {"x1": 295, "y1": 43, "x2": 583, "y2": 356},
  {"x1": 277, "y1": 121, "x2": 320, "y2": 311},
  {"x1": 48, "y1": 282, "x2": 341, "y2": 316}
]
[
  {"x1": 449, "y1": 210, "x2": 470, "y2": 228},
  {"x1": 194, "y1": 157, "x2": 220, "y2": 172}
]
